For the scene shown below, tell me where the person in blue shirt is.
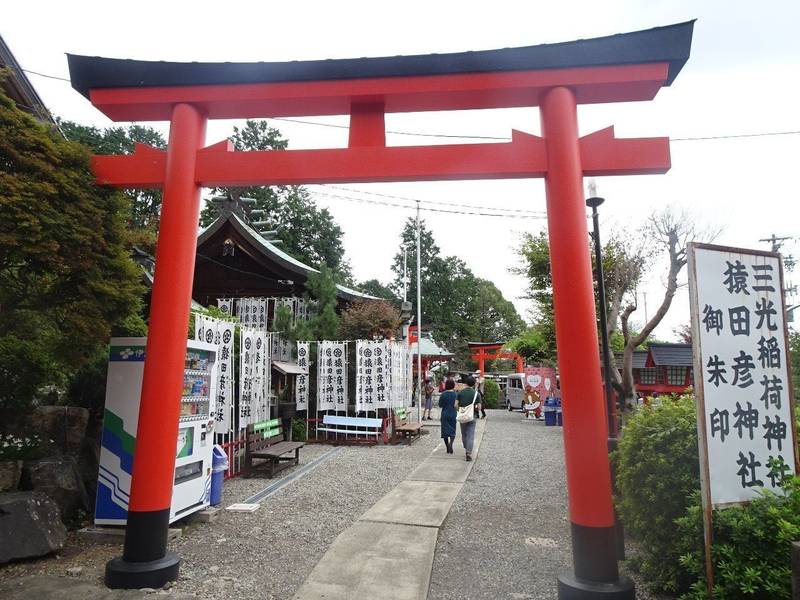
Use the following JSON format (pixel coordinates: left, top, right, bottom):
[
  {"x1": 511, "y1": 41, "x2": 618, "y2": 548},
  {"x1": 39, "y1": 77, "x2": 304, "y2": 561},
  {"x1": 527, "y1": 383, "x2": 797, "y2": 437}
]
[{"x1": 438, "y1": 379, "x2": 458, "y2": 453}]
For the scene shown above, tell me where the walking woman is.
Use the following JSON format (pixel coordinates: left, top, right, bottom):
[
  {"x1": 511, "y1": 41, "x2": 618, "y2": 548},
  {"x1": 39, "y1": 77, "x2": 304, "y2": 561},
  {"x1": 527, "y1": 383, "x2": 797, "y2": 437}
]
[
  {"x1": 438, "y1": 379, "x2": 458, "y2": 453},
  {"x1": 457, "y1": 375, "x2": 482, "y2": 461},
  {"x1": 422, "y1": 379, "x2": 435, "y2": 420}
]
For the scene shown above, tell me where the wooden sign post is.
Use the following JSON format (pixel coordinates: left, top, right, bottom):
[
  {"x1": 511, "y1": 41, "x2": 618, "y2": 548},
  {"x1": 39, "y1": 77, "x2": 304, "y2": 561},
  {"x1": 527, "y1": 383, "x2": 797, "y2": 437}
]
[{"x1": 688, "y1": 242, "x2": 799, "y2": 594}]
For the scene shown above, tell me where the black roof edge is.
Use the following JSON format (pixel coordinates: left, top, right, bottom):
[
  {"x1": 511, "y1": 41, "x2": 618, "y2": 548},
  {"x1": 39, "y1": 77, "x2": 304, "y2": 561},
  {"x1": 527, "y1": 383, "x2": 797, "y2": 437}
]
[{"x1": 67, "y1": 21, "x2": 695, "y2": 99}]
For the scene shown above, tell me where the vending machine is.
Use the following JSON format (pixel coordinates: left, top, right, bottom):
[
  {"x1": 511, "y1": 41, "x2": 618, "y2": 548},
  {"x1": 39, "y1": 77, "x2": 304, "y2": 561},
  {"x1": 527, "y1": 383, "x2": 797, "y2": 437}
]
[{"x1": 95, "y1": 337, "x2": 218, "y2": 525}]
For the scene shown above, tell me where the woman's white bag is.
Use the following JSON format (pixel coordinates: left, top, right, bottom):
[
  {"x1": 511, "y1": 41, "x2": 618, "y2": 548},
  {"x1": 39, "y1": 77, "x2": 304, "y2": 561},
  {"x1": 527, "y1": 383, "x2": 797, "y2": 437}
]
[{"x1": 456, "y1": 389, "x2": 478, "y2": 424}]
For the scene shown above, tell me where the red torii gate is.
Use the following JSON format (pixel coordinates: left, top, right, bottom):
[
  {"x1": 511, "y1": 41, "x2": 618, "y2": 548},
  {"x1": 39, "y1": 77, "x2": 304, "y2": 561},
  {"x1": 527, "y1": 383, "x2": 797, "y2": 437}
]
[
  {"x1": 469, "y1": 342, "x2": 524, "y2": 375},
  {"x1": 68, "y1": 21, "x2": 693, "y2": 599}
]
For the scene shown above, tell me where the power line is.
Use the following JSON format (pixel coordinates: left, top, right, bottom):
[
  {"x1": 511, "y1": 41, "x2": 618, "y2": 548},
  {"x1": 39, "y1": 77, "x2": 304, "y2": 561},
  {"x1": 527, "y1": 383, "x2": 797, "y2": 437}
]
[
  {"x1": 16, "y1": 65, "x2": 800, "y2": 144},
  {"x1": 273, "y1": 117, "x2": 509, "y2": 141},
  {"x1": 19, "y1": 67, "x2": 71, "y2": 83},
  {"x1": 310, "y1": 189, "x2": 547, "y2": 220},
  {"x1": 315, "y1": 184, "x2": 546, "y2": 216},
  {"x1": 672, "y1": 130, "x2": 800, "y2": 142}
]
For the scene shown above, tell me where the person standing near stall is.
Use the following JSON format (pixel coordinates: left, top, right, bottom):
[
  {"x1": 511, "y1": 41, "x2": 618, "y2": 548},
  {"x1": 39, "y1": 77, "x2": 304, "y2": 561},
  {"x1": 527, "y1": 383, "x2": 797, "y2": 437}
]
[
  {"x1": 475, "y1": 373, "x2": 487, "y2": 419},
  {"x1": 438, "y1": 379, "x2": 458, "y2": 453}
]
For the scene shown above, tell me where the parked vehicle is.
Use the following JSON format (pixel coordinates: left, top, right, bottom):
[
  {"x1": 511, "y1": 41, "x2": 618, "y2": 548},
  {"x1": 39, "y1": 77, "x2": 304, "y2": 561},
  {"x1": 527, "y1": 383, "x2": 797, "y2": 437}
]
[{"x1": 505, "y1": 373, "x2": 527, "y2": 410}]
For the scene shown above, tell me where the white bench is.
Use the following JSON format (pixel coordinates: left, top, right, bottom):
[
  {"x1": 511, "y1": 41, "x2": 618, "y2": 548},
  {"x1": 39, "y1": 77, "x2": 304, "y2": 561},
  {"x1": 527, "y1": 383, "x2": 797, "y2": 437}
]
[{"x1": 316, "y1": 415, "x2": 386, "y2": 444}]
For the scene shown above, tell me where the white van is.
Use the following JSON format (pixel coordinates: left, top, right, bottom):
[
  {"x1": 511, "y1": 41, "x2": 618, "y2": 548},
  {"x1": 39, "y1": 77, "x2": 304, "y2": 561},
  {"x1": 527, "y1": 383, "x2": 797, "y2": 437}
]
[{"x1": 505, "y1": 373, "x2": 527, "y2": 410}]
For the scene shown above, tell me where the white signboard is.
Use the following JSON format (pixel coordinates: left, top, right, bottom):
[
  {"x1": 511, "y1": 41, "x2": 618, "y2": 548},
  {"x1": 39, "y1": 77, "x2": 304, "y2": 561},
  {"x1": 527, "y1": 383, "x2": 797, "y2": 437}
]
[
  {"x1": 296, "y1": 342, "x2": 309, "y2": 410},
  {"x1": 356, "y1": 341, "x2": 390, "y2": 411},
  {"x1": 239, "y1": 328, "x2": 255, "y2": 427},
  {"x1": 317, "y1": 341, "x2": 346, "y2": 411},
  {"x1": 252, "y1": 331, "x2": 269, "y2": 423},
  {"x1": 217, "y1": 298, "x2": 232, "y2": 316},
  {"x1": 689, "y1": 243, "x2": 797, "y2": 508},
  {"x1": 214, "y1": 320, "x2": 234, "y2": 432}
]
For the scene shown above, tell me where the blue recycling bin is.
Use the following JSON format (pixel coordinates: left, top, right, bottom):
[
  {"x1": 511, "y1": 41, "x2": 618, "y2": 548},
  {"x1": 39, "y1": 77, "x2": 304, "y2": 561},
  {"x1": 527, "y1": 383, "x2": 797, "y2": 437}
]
[
  {"x1": 543, "y1": 397, "x2": 558, "y2": 426},
  {"x1": 210, "y1": 445, "x2": 228, "y2": 506},
  {"x1": 556, "y1": 398, "x2": 563, "y2": 426}
]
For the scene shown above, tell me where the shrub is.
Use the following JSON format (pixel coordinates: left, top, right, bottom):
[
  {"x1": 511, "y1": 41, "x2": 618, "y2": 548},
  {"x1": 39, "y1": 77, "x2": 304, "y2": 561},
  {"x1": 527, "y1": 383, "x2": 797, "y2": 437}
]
[
  {"x1": 614, "y1": 393, "x2": 701, "y2": 593},
  {"x1": 291, "y1": 418, "x2": 307, "y2": 442},
  {"x1": 482, "y1": 378, "x2": 500, "y2": 409},
  {"x1": 676, "y1": 479, "x2": 800, "y2": 600}
]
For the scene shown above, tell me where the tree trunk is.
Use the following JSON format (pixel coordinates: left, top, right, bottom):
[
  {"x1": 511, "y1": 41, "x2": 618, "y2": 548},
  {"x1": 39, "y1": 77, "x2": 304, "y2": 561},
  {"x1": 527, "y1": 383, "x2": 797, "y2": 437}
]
[{"x1": 619, "y1": 228, "x2": 686, "y2": 408}]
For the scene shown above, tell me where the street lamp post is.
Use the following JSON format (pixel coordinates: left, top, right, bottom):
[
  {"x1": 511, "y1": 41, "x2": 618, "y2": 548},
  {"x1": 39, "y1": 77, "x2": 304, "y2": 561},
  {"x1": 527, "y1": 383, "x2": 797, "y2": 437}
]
[
  {"x1": 416, "y1": 200, "x2": 423, "y2": 424},
  {"x1": 586, "y1": 194, "x2": 626, "y2": 562},
  {"x1": 585, "y1": 196, "x2": 616, "y2": 438}
]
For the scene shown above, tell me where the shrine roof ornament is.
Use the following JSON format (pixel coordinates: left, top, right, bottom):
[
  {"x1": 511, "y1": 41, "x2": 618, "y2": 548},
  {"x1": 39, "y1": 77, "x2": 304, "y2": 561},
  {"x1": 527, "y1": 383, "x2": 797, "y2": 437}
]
[{"x1": 66, "y1": 21, "x2": 694, "y2": 121}]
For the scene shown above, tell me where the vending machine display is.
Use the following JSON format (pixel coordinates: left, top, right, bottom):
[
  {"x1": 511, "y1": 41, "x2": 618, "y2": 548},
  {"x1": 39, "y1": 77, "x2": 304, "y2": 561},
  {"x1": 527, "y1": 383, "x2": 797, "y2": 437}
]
[{"x1": 95, "y1": 337, "x2": 218, "y2": 525}]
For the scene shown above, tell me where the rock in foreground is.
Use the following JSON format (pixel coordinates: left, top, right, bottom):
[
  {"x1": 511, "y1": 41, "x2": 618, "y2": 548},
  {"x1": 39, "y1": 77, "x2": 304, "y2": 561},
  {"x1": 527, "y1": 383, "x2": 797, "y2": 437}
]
[{"x1": 0, "y1": 491, "x2": 67, "y2": 564}]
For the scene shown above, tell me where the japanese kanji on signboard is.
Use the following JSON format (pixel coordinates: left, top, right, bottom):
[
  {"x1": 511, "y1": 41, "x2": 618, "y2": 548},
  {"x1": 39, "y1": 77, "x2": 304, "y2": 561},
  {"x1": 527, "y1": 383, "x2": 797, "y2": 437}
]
[
  {"x1": 296, "y1": 342, "x2": 309, "y2": 411},
  {"x1": 689, "y1": 243, "x2": 797, "y2": 508}
]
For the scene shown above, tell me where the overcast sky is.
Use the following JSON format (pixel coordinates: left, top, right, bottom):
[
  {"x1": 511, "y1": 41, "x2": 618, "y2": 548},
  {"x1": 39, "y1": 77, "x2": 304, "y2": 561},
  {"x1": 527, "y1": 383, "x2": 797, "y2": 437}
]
[{"x1": 4, "y1": 0, "x2": 799, "y2": 340}]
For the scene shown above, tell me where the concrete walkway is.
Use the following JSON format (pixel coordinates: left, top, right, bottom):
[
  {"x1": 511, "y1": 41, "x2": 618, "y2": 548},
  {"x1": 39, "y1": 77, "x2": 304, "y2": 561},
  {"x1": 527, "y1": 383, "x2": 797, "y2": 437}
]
[{"x1": 293, "y1": 419, "x2": 486, "y2": 600}]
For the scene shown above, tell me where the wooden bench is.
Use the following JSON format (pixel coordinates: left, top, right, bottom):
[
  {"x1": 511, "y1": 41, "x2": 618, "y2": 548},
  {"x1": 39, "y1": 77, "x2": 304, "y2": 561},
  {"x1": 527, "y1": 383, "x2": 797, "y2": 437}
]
[
  {"x1": 244, "y1": 419, "x2": 305, "y2": 478},
  {"x1": 393, "y1": 407, "x2": 422, "y2": 444},
  {"x1": 316, "y1": 414, "x2": 385, "y2": 445}
]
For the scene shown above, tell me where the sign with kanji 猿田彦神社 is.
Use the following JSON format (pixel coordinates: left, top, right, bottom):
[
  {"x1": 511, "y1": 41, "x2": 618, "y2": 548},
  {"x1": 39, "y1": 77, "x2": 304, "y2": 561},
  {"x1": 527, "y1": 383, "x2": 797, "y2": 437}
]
[{"x1": 689, "y1": 243, "x2": 798, "y2": 509}]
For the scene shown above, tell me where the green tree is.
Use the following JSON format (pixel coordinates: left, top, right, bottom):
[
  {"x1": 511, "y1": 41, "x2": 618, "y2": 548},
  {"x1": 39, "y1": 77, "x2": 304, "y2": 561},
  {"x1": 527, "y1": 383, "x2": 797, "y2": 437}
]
[
  {"x1": 0, "y1": 84, "x2": 144, "y2": 415},
  {"x1": 391, "y1": 218, "x2": 524, "y2": 365},
  {"x1": 472, "y1": 278, "x2": 526, "y2": 343},
  {"x1": 305, "y1": 263, "x2": 340, "y2": 340},
  {"x1": 506, "y1": 325, "x2": 551, "y2": 365},
  {"x1": 58, "y1": 119, "x2": 166, "y2": 252},
  {"x1": 513, "y1": 221, "x2": 691, "y2": 406},
  {"x1": 199, "y1": 120, "x2": 351, "y2": 280},
  {"x1": 511, "y1": 231, "x2": 558, "y2": 362},
  {"x1": 358, "y1": 278, "x2": 398, "y2": 301}
]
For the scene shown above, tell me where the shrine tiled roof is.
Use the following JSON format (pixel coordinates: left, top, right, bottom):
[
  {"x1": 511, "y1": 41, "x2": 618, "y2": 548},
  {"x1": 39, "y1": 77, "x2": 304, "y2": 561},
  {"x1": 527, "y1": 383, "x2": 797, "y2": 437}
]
[
  {"x1": 647, "y1": 343, "x2": 693, "y2": 367},
  {"x1": 197, "y1": 211, "x2": 378, "y2": 302}
]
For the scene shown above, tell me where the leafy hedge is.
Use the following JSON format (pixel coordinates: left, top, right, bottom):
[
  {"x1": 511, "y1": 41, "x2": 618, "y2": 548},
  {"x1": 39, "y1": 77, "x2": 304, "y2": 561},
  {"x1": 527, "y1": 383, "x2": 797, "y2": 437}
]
[
  {"x1": 615, "y1": 393, "x2": 800, "y2": 599},
  {"x1": 614, "y1": 394, "x2": 700, "y2": 593},
  {"x1": 483, "y1": 379, "x2": 500, "y2": 409},
  {"x1": 675, "y1": 483, "x2": 800, "y2": 599}
]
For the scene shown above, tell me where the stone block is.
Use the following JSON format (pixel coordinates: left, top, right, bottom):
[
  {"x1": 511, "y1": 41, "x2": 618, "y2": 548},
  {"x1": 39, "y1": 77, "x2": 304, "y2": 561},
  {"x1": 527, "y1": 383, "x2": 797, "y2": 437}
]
[
  {"x1": 0, "y1": 491, "x2": 66, "y2": 563},
  {"x1": 23, "y1": 455, "x2": 88, "y2": 520},
  {"x1": 29, "y1": 406, "x2": 89, "y2": 455},
  {"x1": 0, "y1": 460, "x2": 22, "y2": 492}
]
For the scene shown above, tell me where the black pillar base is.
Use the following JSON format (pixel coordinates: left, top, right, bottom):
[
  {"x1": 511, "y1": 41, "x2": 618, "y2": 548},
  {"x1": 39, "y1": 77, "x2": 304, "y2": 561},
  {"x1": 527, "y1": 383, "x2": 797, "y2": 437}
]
[
  {"x1": 557, "y1": 573, "x2": 635, "y2": 599},
  {"x1": 105, "y1": 551, "x2": 180, "y2": 589}
]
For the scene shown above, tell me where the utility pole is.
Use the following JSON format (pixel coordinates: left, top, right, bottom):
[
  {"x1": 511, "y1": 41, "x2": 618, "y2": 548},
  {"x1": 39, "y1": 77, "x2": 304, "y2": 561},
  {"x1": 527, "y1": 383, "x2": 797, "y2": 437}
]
[
  {"x1": 416, "y1": 201, "x2": 423, "y2": 424},
  {"x1": 403, "y1": 248, "x2": 408, "y2": 302},
  {"x1": 759, "y1": 234, "x2": 792, "y2": 253},
  {"x1": 643, "y1": 292, "x2": 648, "y2": 323}
]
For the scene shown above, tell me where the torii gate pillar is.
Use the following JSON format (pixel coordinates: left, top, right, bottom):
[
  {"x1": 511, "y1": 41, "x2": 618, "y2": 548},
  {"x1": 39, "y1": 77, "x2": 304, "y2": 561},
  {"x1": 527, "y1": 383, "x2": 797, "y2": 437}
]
[
  {"x1": 105, "y1": 103, "x2": 207, "y2": 588},
  {"x1": 541, "y1": 87, "x2": 631, "y2": 596}
]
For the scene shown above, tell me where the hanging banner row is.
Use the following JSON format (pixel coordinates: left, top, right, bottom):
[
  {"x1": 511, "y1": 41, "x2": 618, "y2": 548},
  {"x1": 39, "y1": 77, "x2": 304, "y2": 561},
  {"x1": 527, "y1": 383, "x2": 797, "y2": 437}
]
[
  {"x1": 295, "y1": 340, "x2": 412, "y2": 413},
  {"x1": 217, "y1": 297, "x2": 311, "y2": 330},
  {"x1": 195, "y1": 314, "x2": 271, "y2": 431},
  {"x1": 193, "y1": 316, "x2": 414, "y2": 431},
  {"x1": 356, "y1": 340, "x2": 411, "y2": 412}
]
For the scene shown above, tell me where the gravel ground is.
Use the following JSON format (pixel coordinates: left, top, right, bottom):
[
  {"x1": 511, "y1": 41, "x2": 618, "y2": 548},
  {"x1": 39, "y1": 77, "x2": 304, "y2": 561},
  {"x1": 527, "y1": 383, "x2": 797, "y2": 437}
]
[
  {"x1": 428, "y1": 409, "x2": 667, "y2": 600},
  {"x1": 0, "y1": 423, "x2": 441, "y2": 600},
  {"x1": 1, "y1": 409, "x2": 668, "y2": 600}
]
